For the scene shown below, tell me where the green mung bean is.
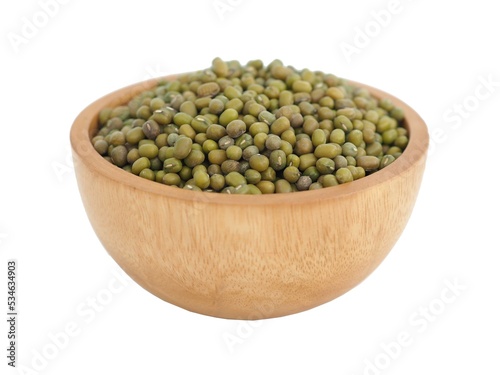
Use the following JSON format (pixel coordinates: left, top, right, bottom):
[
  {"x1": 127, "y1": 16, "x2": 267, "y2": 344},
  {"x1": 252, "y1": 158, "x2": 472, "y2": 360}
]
[{"x1": 96, "y1": 58, "x2": 409, "y2": 193}]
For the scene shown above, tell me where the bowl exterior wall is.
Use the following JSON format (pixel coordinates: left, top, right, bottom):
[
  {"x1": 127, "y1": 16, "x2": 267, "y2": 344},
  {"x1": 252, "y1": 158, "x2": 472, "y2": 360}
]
[{"x1": 72, "y1": 149, "x2": 426, "y2": 319}]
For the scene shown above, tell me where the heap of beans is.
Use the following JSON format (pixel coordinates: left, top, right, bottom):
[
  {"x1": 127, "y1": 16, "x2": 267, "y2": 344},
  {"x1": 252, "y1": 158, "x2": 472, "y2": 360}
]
[{"x1": 93, "y1": 58, "x2": 409, "y2": 194}]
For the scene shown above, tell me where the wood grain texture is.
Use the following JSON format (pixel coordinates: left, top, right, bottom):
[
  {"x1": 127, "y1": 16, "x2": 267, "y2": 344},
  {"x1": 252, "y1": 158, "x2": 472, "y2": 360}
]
[{"x1": 70, "y1": 75, "x2": 429, "y2": 319}]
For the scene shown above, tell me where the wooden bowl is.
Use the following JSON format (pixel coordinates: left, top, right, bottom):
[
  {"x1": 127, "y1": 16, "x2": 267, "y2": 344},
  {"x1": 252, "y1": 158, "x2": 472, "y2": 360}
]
[{"x1": 70, "y1": 75, "x2": 428, "y2": 320}]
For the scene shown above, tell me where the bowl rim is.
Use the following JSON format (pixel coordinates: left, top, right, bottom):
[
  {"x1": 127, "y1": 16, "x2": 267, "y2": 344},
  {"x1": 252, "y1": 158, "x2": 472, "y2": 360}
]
[{"x1": 70, "y1": 74, "x2": 429, "y2": 206}]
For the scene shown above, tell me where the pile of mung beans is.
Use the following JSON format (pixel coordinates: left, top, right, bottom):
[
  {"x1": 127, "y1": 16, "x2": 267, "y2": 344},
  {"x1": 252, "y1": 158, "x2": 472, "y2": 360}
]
[{"x1": 93, "y1": 58, "x2": 409, "y2": 194}]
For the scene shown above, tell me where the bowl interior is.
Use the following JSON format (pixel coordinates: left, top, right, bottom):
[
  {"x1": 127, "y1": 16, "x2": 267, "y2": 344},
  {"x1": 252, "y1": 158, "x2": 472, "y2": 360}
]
[{"x1": 71, "y1": 76, "x2": 428, "y2": 204}]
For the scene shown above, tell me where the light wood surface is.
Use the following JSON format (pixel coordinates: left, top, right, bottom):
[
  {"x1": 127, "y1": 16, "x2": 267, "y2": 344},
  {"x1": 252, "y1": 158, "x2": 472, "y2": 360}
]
[{"x1": 70, "y1": 75, "x2": 429, "y2": 319}]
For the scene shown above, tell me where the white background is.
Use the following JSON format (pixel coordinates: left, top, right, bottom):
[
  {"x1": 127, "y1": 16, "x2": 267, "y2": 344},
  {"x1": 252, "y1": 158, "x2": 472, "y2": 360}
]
[{"x1": 1, "y1": 0, "x2": 499, "y2": 374}]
